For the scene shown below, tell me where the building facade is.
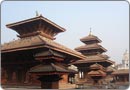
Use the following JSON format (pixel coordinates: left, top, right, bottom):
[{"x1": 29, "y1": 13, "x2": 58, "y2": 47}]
[{"x1": 117, "y1": 50, "x2": 129, "y2": 70}]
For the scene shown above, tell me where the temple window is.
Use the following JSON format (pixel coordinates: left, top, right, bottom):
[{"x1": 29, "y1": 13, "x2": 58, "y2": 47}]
[
  {"x1": 79, "y1": 71, "x2": 84, "y2": 79},
  {"x1": 68, "y1": 75, "x2": 75, "y2": 84}
]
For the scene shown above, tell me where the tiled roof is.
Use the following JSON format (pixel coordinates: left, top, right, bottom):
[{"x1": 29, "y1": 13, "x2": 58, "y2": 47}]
[
  {"x1": 100, "y1": 54, "x2": 109, "y2": 59},
  {"x1": 6, "y1": 15, "x2": 65, "y2": 32},
  {"x1": 88, "y1": 70, "x2": 106, "y2": 76},
  {"x1": 75, "y1": 43, "x2": 107, "y2": 52},
  {"x1": 1, "y1": 35, "x2": 86, "y2": 59},
  {"x1": 1, "y1": 35, "x2": 44, "y2": 51},
  {"x1": 39, "y1": 35, "x2": 86, "y2": 59},
  {"x1": 72, "y1": 59, "x2": 114, "y2": 64},
  {"x1": 83, "y1": 54, "x2": 106, "y2": 60},
  {"x1": 90, "y1": 63, "x2": 103, "y2": 69},
  {"x1": 29, "y1": 63, "x2": 69, "y2": 73},
  {"x1": 80, "y1": 35, "x2": 102, "y2": 42},
  {"x1": 35, "y1": 49, "x2": 65, "y2": 58},
  {"x1": 71, "y1": 54, "x2": 114, "y2": 66}
]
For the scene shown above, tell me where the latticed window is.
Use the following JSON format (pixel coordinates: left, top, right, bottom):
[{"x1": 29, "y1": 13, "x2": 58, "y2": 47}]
[
  {"x1": 79, "y1": 71, "x2": 84, "y2": 79},
  {"x1": 68, "y1": 77, "x2": 75, "y2": 84},
  {"x1": 68, "y1": 74, "x2": 75, "y2": 84}
]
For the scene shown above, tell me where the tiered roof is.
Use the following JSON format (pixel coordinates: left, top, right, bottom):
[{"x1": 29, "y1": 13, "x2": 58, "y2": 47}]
[
  {"x1": 75, "y1": 43, "x2": 107, "y2": 52},
  {"x1": 88, "y1": 70, "x2": 106, "y2": 76},
  {"x1": 90, "y1": 63, "x2": 104, "y2": 70},
  {"x1": 88, "y1": 63, "x2": 106, "y2": 77},
  {"x1": 35, "y1": 49, "x2": 64, "y2": 57},
  {"x1": 29, "y1": 63, "x2": 78, "y2": 75},
  {"x1": 72, "y1": 54, "x2": 113, "y2": 67},
  {"x1": 73, "y1": 31, "x2": 114, "y2": 67},
  {"x1": 1, "y1": 35, "x2": 86, "y2": 60},
  {"x1": 75, "y1": 32, "x2": 107, "y2": 55},
  {"x1": 80, "y1": 34, "x2": 102, "y2": 44},
  {"x1": 1, "y1": 15, "x2": 85, "y2": 59},
  {"x1": 29, "y1": 63, "x2": 69, "y2": 73}
]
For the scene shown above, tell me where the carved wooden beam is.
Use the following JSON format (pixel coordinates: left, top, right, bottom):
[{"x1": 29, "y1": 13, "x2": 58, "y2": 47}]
[
  {"x1": 40, "y1": 32, "x2": 55, "y2": 40},
  {"x1": 35, "y1": 56, "x2": 64, "y2": 61},
  {"x1": 17, "y1": 31, "x2": 41, "y2": 38}
]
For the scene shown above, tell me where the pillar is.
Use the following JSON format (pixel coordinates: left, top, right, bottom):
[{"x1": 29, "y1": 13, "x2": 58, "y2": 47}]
[
  {"x1": 21, "y1": 70, "x2": 27, "y2": 83},
  {"x1": 124, "y1": 76, "x2": 127, "y2": 82},
  {"x1": 6, "y1": 69, "x2": 13, "y2": 83},
  {"x1": 12, "y1": 71, "x2": 17, "y2": 83},
  {"x1": 1, "y1": 68, "x2": 7, "y2": 84},
  {"x1": 24, "y1": 71, "x2": 30, "y2": 83}
]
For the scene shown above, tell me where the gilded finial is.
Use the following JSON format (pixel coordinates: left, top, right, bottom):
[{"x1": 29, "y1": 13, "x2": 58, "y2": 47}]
[
  {"x1": 89, "y1": 27, "x2": 92, "y2": 35},
  {"x1": 36, "y1": 11, "x2": 39, "y2": 16}
]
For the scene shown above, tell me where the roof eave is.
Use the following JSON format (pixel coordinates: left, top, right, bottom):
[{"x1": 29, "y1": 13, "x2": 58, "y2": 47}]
[{"x1": 6, "y1": 16, "x2": 66, "y2": 32}]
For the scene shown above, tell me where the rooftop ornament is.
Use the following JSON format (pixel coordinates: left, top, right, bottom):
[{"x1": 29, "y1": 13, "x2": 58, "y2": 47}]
[
  {"x1": 36, "y1": 11, "x2": 39, "y2": 17},
  {"x1": 89, "y1": 27, "x2": 92, "y2": 36}
]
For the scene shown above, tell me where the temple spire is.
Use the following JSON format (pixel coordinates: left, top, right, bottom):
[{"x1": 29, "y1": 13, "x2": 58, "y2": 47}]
[
  {"x1": 36, "y1": 11, "x2": 39, "y2": 16},
  {"x1": 89, "y1": 27, "x2": 92, "y2": 36}
]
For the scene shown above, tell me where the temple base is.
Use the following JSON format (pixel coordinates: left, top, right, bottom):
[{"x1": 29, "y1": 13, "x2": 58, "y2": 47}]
[
  {"x1": 41, "y1": 81, "x2": 59, "y2": 89},
  {"x1": 38, "y1": 74, "x2": 62, "y2": 89}
]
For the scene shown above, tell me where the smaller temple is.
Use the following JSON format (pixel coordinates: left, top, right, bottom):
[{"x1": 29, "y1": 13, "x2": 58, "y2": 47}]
[
  {"x1": 105, "y1": 66, "x2": 116, "y2": 84},
  {"x1": 72, "y1": 30, "x2": 114, "y2": 88},
  {"x1": 88, "y1": 63, "x2": 106, "y2": 85}
]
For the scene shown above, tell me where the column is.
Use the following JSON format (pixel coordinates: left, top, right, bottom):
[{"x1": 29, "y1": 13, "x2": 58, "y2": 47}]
[
  {"x1": 1, "y1": 68, "x2": 7, "y2": 84},
  {"x1": 6, "y1": 69, "x2": 13, "y2": 83},
  {"x1": 124, "y1": 76, "x2": 127, "y2": 82},
  {"x1": 21, "y1": 70, "x2": 27, "y2": 83},
  {"x1": 24, "y1": 71, "x2": 29, "y2": 83},
  {"x1": 12, "y1": 71, "x2": 17, "y2": 83}
]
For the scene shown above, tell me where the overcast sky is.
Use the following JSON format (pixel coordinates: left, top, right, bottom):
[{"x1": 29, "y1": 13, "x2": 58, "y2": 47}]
[{"x1": 1, "y1": 1, "x2": 129, "y2": 64}]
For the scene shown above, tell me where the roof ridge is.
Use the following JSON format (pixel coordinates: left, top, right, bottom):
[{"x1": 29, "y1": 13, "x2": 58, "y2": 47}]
[
  {"x1": 6, "y1": 15, "x2": 66, "y2": 32},
  {"x1": 51, "y1": 63, "x2": 57, "y2": 71}
]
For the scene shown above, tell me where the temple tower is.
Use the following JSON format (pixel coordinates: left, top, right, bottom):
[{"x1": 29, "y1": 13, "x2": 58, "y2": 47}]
[
  {"x1": 72, "y1": 31, "x2": 114, "y2": 86},
  {"x1": 122, "y1": 50, "x2": 129, "y2": 69}
]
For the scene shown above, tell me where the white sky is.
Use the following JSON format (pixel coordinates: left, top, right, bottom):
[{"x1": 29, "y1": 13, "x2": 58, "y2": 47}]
[{"x1": 1, "y1": 1, "x2": 129, "y2": 64}]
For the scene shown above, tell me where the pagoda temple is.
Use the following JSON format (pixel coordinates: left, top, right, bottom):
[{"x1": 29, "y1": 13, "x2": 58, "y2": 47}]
[
  {"x1": 1, "y1": 14, "x2": 86, "y2": 89},
  {"x1": 72, "y1": 31, "x2": 114, "y2": 88}
]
